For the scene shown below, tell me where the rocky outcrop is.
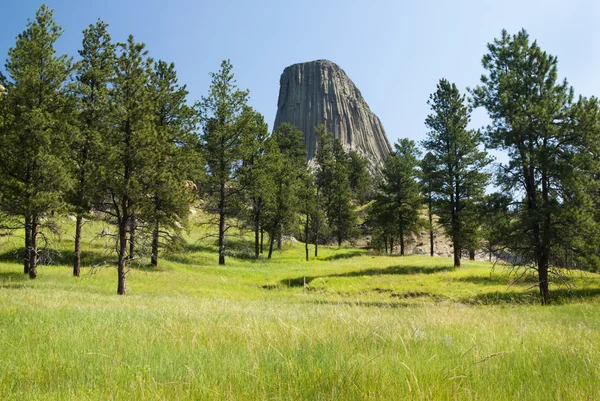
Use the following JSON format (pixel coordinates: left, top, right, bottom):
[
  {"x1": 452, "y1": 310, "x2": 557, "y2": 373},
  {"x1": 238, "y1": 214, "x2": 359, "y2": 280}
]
[{"x1": 274, "y1": 60, "x2": 392, "y2": 166}]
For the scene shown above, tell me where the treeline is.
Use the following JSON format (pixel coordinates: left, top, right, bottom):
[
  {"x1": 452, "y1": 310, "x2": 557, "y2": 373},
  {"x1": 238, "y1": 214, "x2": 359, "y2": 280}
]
[{"x1": 2, "y1": 7, "x2": 600, "y2": 305}]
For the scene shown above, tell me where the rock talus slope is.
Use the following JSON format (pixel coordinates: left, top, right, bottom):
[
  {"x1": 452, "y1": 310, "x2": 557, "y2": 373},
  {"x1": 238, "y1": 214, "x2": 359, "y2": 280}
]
[{"x1": 274, "y1": 60, "x2": 392, "y2": 166}]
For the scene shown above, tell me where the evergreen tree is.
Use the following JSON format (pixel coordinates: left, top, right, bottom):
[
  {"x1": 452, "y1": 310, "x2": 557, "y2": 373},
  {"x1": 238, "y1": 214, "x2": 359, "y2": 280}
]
[
  {"x1": 197, "y1": 60, "x2": 253, "y2": 265},
  {"x1": 0, "y1": 5, "x2": 72, "y2": 278},
  {"x1": 377, "y1": 139, "x2": 424, "y2": 255},
  {"x1": 570, "y1": 96, "x2": 600, "y2": 270},
  {"x1": 298, "y1": 167, "x2": 317, "y2": 261},
  {"x1": 347, "y1": 150, "x2": 371, "y2": 204},
  {"x1": 68, "y1": 19, "x2": 115, "y2": 277},
  {"x1": 100, "y1": 35, "x2": 155, "y2": 294},
  {"x1": 424, "y1": 79, "x2": 490, "y2": 268},
  {"x1": 366, "y1": 190, "x2": 396, "y2": 253},
  {"x1": 239, "y1": 111, "x2": 270, "y2": 258},
  {"x1": 472, "y1": 29, "x2": 588, "y2": 303},
  {"x1": 420, "y1": 151, "x2": 437, "y2": 257},
  {"x1": 145, "y1": 59, "x2": 199, "y2": 267},
  {"x1": 315, "y1": 125, "x2": 356, "y2": 247},
  {"x1": 312, "y1": 125, "x2": 332, "y2": 256},
  {"x1": 263, "y1": 123, "x2": 306, "y2": 258},
  {"x1": 480, "y1": 192, "x2": 512, "y2": 262}
]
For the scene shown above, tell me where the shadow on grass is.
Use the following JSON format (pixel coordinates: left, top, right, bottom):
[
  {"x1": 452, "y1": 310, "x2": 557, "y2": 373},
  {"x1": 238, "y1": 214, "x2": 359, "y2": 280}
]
[
  {"x1": 454, "y1": 275, "x2": 516, "y2": 286},
  {"x1": 320, "y1": 251, "x2": 367, "y2": 261},
  {"x1": 305, "y1": 299, "x2": 428, "y2": 309},
  {"x1": 281, "y1": 264, "x2": 455, "y2": 288},
  {"x1": 465, "y1": 287, "x2": 600, "y2": 305},
  {"x1": 0, "y1": 247, "x2": 113, "y2": 267},
  {"x1": 0, "y1": 271, "x2": 27, "y2": 281}
]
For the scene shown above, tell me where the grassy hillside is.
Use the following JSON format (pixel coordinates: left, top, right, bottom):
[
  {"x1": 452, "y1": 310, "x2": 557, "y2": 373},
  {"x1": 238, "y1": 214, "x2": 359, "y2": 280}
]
[{"x1": 1, "y1": 219, "x2": 599, "y2": 400}]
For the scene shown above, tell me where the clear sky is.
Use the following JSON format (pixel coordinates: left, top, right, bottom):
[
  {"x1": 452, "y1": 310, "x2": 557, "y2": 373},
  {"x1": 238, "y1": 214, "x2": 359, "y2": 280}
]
[{"x1": 2, "y1": 0, "x2": 600, "y2": 148}]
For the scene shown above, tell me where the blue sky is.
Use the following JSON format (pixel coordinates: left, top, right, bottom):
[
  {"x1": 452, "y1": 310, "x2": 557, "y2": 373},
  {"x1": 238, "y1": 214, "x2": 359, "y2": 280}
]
[{"x1": 2, "y1": 0, "x2": 600, "y2": 149}]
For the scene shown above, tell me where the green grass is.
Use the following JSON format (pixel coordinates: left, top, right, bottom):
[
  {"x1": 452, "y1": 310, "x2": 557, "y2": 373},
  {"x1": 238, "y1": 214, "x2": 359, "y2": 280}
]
[{"x1": 1, "y1": 219, "x2": 600, "y2": 400}]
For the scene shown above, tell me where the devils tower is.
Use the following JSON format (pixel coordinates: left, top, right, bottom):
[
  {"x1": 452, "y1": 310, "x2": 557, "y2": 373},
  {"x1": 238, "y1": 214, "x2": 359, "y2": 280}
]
[{"x1": 274, "y1": 60, "x2": 392, "y2": 166}]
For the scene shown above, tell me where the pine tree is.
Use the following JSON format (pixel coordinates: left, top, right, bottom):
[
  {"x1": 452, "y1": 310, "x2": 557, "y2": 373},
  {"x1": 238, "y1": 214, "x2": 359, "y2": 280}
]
[
  {"x1": 263, "y1": 123, "x2": 306, "y2": 258},
  {"x1": 480, "y1": 192, "x2": 512, "y2": 262},
  {"x1": 298, "y1": 167, "x2": 317, "y2": 261},
  {"x1": 100, "y1": 35, "x2": 155, "y2": 294},
  {"x1": 315, "y1": 125, "x2": 356, "y2": 247},
  {"x1": 472, "y1": 29, "x2": 587, "y2": 303},
  {"x1": 145, "y1": 59, "x2": 199, "y2": 267},
  {"x1": 197, "y1": 60, "x2": 253, "y2": 265},
  {"x1": 0, "y1": 5, "x2": 72, "y2": 278},
  {"x1": 366, "y1": 190, "x2": 396, "y2": 253},
  {"x1": 239, "y1": 111, "x2": 270, "y2": 258},
  {"x1": 377, "y1": 139, "x2": 424, "y2": 255},
  {"x1": 420, "y1": 151, "x2": 437, "y2": 257},
  {"x1": 347, "y1": 150, "x2": 371, "y2": 204},
  {"x1": 424, "y1": 79, "x2": 491, "y2": 268},
  {"x1": 68, "y1": 19, "x2": 115, "y2": 277}
]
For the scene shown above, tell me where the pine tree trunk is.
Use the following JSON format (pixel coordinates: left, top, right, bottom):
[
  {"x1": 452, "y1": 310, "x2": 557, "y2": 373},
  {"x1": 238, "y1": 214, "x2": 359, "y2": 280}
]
[
  {"x1": 538, "y1": 249, "x2": 550, "y2": 305},
  {"x1": 128, "y1": 215, "x2": 136, "y2": 260},
  {"x1": 314, "y1": 230, "x2": 318, "y2": 258},
  {"x1": 400, "y1": 225, "x2": 405, "y2": 256},
  {"x1": 390, "y1": 236, "x2": 394, "y2": 254},
  {"x1": 268, "y1": 232, "x2": 275, "y2": 259},
  {"x1": 469, "y1": 249, "x2": 475, "y2": 261},
  {"x1": 453, "y1": 241, "x2": 461, "y2": 268},
  {"x1": 24, "y1": 215, "x2": 31, "y2": 274},
  {"x1": 305, "y1": 212, "x2": 310, "y2": 262},
  {"x1": 384, "y1": 235, "x2": 388, "y2": 254},
  {"x1": 151, "y1": 220, "x2": 159, "y2": 267},
  {"x1": 260, "y1": 228, "x2": 264, "y2": 254},
  {"x1": 218, "y1": 179, "x2": 226, "y2": 265},
  {"x1": 429, "y1": 207, "x2": 434, "y2": 257},
  {"x1": 117, "y1": 215, "x2": 128, "y2": 295},
  {"x1": 254, "y1": 205, "x2": 260, "y2": 258},
  {"x1": 28, "y1": 217, "x2": 39, "y2": 279},
  {"x1": 539, "y1": 173, "x2": 551, "y2": 304},
  {"x1": 73, "y1": 214, "x2": 83, "y2": 277}
]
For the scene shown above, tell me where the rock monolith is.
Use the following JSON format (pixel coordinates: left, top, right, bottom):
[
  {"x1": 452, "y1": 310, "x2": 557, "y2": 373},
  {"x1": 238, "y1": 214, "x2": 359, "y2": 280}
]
[{"x1": 274, "y1": 60, "x2": 392, "y2": 166}]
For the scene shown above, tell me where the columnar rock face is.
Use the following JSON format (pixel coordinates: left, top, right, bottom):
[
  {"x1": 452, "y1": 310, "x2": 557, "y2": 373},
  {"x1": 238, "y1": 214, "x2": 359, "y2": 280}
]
[{"x1": 274, "y1": 60, "x2": 393, "y2": 166}]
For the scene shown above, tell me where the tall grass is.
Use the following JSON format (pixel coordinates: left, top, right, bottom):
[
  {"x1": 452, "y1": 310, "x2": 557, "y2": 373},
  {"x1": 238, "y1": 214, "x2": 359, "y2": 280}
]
[{"x1": 0, "y1": 219, "x2": 599, "y2": 400}]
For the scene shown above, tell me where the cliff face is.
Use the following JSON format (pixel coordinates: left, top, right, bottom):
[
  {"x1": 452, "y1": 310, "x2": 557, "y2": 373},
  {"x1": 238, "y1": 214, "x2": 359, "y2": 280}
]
[{"x1": 274, "y1": 60, "x2": 392, "y2": 166}]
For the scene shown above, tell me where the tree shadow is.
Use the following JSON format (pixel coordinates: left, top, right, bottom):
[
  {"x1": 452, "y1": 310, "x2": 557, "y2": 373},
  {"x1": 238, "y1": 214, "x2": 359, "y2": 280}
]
[
  {"x1": 0, "y1": 247, "x2": 113, "y2": 267},
  {"x1": 320, "y1": 251, "x2": 367, "y2": 261},
  {"x1": 466, "y1": 287, "x2": 600, "y2": 305},
  {"x1": 454, "y1": 275, "x2": 518, "y2": 286},
  {"x1": 281, "y1": 264, "x2": 455, "y2": 288},
  {"x1": 305, "y1": 299, "x2": 429, "y2": 309}
]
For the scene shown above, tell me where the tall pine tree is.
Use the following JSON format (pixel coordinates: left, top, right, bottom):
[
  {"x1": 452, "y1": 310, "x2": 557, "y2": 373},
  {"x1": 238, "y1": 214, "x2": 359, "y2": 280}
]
[
  {"x1": 145, "y1": 59, "x2": 199, "y2": 267},
  {"x1": 100, "y1": 35, "x2": 155, "y2": 294},
  {"x1": 472, "y1": 29, "x2": 597, "y2": 303},
  {"x1": 424, "y1": 79, "x2": 490, "y2": 268},
  {"x1": 377, "y1": 139, "x2": 424, "y2": 255},
  {"x1": 197, "y1": 60, "x2": 253, "y2": 265},
  {"x1": 0, "y1": 5, "x2": 72, "y2": 278},
  {"x1": 69, "y1": 19, "x2": 115, "y2": 277}
]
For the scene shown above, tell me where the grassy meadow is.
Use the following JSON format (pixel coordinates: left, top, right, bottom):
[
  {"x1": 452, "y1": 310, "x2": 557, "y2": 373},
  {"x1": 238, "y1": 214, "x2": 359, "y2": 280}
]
[{"x1": 1, "y1": 218, "x2": 600, "y2": 400}]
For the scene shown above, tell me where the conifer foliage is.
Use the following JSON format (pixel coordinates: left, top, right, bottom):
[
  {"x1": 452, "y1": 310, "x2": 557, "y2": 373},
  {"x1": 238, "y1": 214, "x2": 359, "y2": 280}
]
[
  {"x1": 424, "y1": 79, "x2": 491, "y2": 268},
  {"x1": 0, "y1": 5, "x2": 72, "y2": 278}
]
